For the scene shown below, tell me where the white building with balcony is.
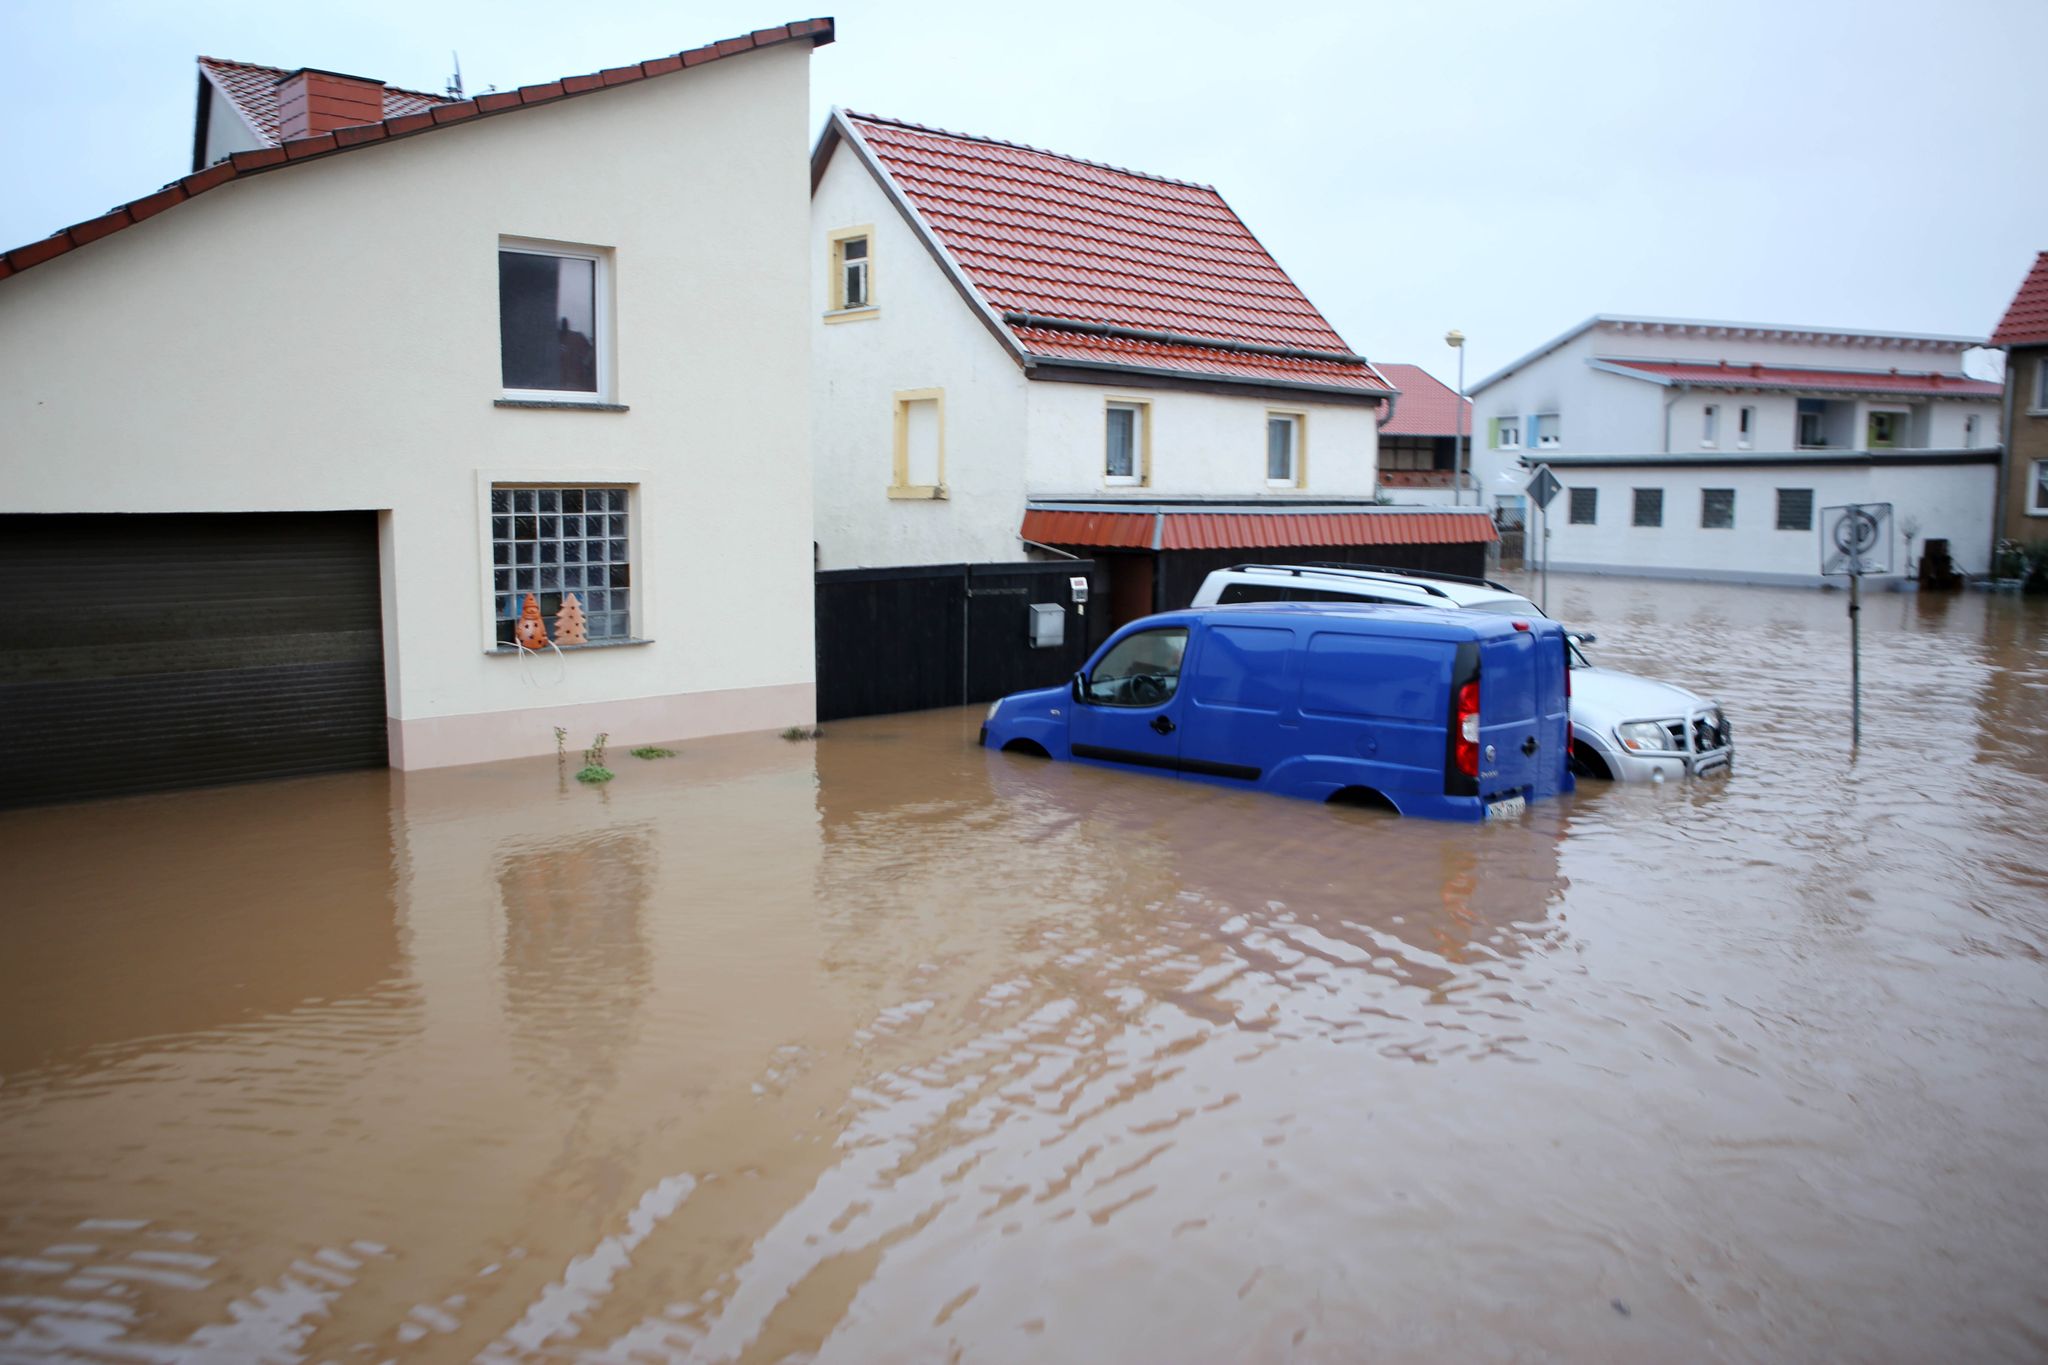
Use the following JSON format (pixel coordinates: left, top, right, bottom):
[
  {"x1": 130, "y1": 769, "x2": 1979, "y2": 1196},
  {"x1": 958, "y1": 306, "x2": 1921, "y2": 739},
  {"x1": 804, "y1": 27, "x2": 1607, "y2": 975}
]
[{"x1": 1466, "y1": 316, "x2": 2003, "y2": 584}]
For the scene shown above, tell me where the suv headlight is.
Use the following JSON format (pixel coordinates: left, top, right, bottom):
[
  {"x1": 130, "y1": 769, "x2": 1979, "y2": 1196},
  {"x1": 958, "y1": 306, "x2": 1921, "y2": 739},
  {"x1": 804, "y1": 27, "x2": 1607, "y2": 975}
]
[{"x1": 1615, "y1": 720, "x2": 1676, "y2": 753}]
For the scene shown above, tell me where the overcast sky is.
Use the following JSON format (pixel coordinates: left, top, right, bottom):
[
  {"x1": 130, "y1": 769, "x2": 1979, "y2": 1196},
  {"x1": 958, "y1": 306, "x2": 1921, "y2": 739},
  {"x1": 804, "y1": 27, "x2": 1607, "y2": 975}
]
[{"x1": 5, "y1": 0, "x2": 2041, "y2": 387}]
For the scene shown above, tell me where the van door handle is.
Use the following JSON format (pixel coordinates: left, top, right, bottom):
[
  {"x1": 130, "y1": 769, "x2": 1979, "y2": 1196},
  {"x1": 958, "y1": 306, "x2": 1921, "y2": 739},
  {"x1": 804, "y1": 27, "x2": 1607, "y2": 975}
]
[
  {"x1": 1151, "y1": 715, "x2": 1176, "y2": 736},
  {"x1": 1521, "y1": 736, "x2": 1540, "y2": 756}
]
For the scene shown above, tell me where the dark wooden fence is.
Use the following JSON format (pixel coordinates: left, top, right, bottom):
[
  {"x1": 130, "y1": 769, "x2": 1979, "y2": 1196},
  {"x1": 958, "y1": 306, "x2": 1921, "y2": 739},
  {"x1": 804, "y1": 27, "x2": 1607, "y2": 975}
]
[{"x1": 815, "y1": 559, "x2": 1106, "y2": 721}]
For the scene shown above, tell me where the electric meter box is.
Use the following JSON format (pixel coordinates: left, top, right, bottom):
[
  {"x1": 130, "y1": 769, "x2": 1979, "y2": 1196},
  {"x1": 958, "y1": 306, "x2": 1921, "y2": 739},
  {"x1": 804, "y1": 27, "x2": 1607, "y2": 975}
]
[{"x1": 1029, "y1": 602, "x2": 1066, "y2": 649}]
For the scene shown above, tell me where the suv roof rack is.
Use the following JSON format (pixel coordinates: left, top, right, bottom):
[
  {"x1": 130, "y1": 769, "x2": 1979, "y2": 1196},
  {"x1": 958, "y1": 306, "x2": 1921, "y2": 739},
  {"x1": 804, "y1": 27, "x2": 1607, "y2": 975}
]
[
  {"x1": 1227, "y1": 562, "x2": 1455, "y2": 600},
  {"x1": 1229, "y1": 561, "x2": 1515, "y2": 594}
]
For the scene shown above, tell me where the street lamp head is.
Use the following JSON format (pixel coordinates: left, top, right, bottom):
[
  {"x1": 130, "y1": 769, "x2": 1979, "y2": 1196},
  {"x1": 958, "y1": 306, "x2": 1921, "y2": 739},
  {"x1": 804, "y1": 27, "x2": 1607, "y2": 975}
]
[{"x1": 1444, "y1": 329, "x2": 1465, "y2": 349}]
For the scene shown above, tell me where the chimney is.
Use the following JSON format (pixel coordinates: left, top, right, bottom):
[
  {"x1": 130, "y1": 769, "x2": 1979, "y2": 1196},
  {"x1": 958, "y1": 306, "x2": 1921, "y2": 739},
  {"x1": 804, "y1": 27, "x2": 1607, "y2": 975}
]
[{"x1": 273, "y1": 68, "x2": 386, "y2": 141}]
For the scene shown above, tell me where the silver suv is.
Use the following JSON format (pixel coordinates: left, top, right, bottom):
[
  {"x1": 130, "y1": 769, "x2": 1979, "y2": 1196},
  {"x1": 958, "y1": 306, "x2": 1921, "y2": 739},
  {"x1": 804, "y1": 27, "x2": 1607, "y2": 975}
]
[{"x1": 1189, "y1": 564, "x2": 1731, "y2": 782}]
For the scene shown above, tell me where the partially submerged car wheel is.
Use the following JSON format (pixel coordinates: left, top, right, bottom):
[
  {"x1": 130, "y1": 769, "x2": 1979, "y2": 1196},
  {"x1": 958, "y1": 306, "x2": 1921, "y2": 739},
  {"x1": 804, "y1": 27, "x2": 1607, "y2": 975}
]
[{"x1": 1569, "y1": 742, "x2": 1613, "y2": 781}]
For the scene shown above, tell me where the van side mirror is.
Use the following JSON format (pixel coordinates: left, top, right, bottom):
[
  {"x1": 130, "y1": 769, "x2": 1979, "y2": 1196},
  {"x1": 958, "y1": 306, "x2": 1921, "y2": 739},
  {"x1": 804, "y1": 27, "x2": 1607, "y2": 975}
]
[{"x1": 1071, "y1": 671, "x2": 1085, "y2": 702}]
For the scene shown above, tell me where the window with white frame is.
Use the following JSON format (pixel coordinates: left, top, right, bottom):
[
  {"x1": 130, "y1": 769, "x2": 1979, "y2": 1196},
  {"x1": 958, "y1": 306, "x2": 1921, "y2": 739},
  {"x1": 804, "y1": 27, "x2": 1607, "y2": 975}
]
[
  {"x1": 1535, "y1": 412, "x2": 1561, "y2": 448},
  {"x1": 2035, "y1": 357, "x2": 2048, "y2": 412},
  {"x1": 1267, "y1": 412, "x2": 1303, "y2": 486},
  {"x1": 2031, "y1": 459, "x2": 2048, "y2": 515},
  {"x1": 1964, "y1": 414, "x2": 1979, "y2": 448},
  {"x1": 499, "y1": 242, "x2": 607, "y2": 400},
  {"x1": 1738, "y1": 405, "x2": 1756, "y2": 449},
  {"x1": 828, "y1": 227, "x2": 874, "y2": 313},
  {"x1": 1797, "y1": 400, "x2": 1828, "y2": 448},
  {"x1": 1106, "y1": 402, "x2": 1146, "y2": 485},
  {"x1": 490, "y1": 485, "x2": 633, "y2": 646},
  {"x1": 1490, "y1": 416, "x2": 1521, "y2": 450},
  {"x1": 1701, "y1": 404, "x2": 1720, "y2": 448}
]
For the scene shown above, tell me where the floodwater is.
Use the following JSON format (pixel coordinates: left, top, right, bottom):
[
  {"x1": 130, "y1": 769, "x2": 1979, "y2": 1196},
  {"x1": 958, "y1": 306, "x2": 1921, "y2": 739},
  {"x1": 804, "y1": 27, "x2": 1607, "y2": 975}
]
[{"x1": 2, "y1": 577, "x2": 2045, "y2": 1364}]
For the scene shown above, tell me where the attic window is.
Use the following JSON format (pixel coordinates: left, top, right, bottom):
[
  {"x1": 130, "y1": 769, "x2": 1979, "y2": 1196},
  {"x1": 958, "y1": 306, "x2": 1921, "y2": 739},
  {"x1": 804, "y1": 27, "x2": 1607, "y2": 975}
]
[{"x1": 827, "y1": 227, "x2": 876, "y2": 317}]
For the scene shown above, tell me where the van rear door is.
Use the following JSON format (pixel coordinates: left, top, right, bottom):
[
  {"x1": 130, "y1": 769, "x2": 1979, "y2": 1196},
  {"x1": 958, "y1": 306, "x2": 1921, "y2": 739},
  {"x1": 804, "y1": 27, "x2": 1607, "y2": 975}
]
[{"x1": 1475, "y1": 625, "x2": 1546, "y2": 799}]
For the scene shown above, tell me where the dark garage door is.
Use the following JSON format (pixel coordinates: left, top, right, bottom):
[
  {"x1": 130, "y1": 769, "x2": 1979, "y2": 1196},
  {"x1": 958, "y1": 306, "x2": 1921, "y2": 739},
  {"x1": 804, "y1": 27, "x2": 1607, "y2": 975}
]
[{"x1": 0, "y1": 512, "x2": 388, "y2": 808}]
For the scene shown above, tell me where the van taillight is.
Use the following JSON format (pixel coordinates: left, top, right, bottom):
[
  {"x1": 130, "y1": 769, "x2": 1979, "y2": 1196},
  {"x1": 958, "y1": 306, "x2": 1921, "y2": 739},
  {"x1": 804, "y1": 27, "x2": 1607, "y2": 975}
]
[{"x1": 1454, "y1": 679, "x2": 1480, "y2": 778}]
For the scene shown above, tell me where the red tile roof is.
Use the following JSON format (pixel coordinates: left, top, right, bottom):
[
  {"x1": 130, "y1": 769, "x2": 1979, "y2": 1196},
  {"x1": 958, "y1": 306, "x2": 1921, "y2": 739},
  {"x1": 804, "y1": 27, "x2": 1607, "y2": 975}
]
[
  {"x1": 1020, "y1": 507, "x2": 1496, "y2": 551},
  {"x1": 198, "y1": 57, "x2": 452, "y2": 145},
  {"x1": 1991, "y1": 251, "x2": 2048, "y2": 348},
  {"x1": 1594, "y1": 359, "x2": 2000, "y2": 399},
  {"x1": 0, "y1": 20, "x2": 835, "y2": 286},
  {"x1": 839, "y1": 114, "x2": 1386, "y2": 397},
  {"x1": 1373, "y1": 363, "x2": 1470, "y2": 436}
]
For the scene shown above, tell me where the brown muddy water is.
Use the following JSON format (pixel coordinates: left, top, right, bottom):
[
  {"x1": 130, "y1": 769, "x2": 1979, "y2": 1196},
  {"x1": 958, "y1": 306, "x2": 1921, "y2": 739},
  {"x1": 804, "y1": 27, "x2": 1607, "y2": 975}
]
[{"x1": 2, "y1": 576, "x2": 2045, "y2": 1363}]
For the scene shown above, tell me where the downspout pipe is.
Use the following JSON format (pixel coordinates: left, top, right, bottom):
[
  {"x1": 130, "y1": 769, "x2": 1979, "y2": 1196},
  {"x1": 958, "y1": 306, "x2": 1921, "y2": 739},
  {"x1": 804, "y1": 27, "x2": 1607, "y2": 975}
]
[
  {"x1": 1662, "y1": 384, "x2": 1684, "y2": 454},
  {"x1": 1991, "y1": 353, "x2": 2016, "y2": 570}
]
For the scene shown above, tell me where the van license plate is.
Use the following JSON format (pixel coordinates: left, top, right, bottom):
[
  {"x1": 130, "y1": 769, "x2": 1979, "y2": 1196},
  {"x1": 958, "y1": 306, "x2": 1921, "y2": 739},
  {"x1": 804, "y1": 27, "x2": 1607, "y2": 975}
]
[{"x1": 1485, "y1": 795, "x2": 1527, "y2": 821}]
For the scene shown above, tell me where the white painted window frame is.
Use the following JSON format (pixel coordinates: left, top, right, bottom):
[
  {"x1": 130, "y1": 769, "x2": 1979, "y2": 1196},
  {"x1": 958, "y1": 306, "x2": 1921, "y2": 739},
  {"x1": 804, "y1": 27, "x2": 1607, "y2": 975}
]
[
  {"x1": 1536, "y1": 412, "x2": 1561, "y2": 449},
  {"x1": 2029, "y1": 459, "x2": 2048, "y2": 517},
  {"x1": 2034, "y1": 357, "x2": 2048, "y2": 414},
  {"x1": 1266, "y1": 411, "x2": 1305, "y2": 487},
  {"x1": 1494, "y1": 417, "x2": 1522, "y2": 450},
  {"x1": 499, "y1": 238, "x2": 614, "y2": 405},
  {"x1": 1701, "y1": 404, "x2": 1720, "y2": 449},
  {"x1": 1737, "y1": 405, "x2": 1756, "y2": 449},
  {"x1": 1106, "y1": 400, "x2": 1147, "y2": 486}
]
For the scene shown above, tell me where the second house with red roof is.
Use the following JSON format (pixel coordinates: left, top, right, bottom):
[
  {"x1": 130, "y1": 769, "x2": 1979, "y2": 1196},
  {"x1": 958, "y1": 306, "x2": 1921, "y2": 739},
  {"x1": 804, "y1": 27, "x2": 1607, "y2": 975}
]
[{"x1": 807, "y1": 111, "x2": 1498, "y2": 708}]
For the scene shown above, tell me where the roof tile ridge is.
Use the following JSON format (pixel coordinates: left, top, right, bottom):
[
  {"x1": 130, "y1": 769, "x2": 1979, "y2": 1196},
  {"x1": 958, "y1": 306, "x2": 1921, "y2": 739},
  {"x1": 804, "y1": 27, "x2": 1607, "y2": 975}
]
[
  {"x1": 197, "y1": 55, "x2": 454, "y2": 106},
  {"x1": 843, "y1": 111, "x2": 1217, "y2": 192}
]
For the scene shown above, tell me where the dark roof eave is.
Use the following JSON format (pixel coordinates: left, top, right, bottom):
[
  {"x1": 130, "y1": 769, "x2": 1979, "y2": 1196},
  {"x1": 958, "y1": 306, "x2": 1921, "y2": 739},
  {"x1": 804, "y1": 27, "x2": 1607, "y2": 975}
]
[
  {"x1": 1004, "y1": 311, "x2": 1367, "y2": 366},
  {"x1": 1023, "y1": 354, "x2": 1393, "y2": 405},
  {"x1": 3, "y1": 18, "x2": 836, "y2": 283}
]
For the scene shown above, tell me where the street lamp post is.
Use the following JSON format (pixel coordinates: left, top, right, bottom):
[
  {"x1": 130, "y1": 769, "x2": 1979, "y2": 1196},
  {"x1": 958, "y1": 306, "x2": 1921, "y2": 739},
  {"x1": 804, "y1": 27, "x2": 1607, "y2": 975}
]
[{"x1": 1445, "y1": 329, "x2": 1467, "y2": 507}]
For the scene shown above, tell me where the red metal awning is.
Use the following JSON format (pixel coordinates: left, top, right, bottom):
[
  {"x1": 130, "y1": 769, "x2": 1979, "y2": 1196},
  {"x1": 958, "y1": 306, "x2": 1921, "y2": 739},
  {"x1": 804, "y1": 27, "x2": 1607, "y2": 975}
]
[{"x1": 1021, "y1": 507, "x2": 1497, "y2": 551}]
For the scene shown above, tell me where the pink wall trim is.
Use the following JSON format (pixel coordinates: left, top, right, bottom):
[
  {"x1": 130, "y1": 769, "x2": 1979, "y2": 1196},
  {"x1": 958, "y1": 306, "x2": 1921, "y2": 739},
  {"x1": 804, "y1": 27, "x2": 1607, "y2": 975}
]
[{"x1": 386, "y1": 681, "x2": 816, "y2": 770}]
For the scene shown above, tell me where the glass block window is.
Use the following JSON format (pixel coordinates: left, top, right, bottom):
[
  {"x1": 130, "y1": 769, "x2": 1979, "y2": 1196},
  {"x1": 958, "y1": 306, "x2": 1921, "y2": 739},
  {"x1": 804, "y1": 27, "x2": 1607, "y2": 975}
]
[
  {"x1": 491, "y1": 485, "x2": 632, "y2": 646},
  {"x1": 1568, "y1": 487, "x2": 1597, "y2": 524},
  {"x1": 1776, "y1": 488, "x2": 1814, "y2": 531},
  {"x1": 1632, "y1": 487, "x2": 1663, "y2": 527},
  {"x1": 1701, "y1": 487, "x2": 1736, "y2": 529}
]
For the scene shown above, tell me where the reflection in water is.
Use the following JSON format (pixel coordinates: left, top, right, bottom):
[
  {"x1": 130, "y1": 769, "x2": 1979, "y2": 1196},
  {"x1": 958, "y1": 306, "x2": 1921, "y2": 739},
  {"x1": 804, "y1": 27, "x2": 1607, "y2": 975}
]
[
  {"x1": 498, "y1": 828, "x2": 653, "y2": 1102},
  {"x1": 1, "y1": 578, "x2": 2045, "y2": 1362}
]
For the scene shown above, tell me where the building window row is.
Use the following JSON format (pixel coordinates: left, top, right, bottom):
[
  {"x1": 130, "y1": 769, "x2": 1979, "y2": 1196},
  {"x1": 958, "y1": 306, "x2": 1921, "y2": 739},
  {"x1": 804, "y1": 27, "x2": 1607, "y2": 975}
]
[
  {"x1": 1565, "y1": 485, "x2": 1815, "y2": 531},
  {"x1": 1099, "y1": 400, "x2": 1304, "y2": 489}
]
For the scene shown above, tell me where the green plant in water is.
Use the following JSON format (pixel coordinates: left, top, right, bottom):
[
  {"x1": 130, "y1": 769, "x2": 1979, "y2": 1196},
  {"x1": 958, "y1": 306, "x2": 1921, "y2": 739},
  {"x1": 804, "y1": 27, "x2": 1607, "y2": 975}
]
[
  {"x1": 631, "y1": 746, "x2": 677, "y2": 760},
  {"x1": 573, "y1": 733, "x2": 613, "y2": 782},
  {"x1": 780, "y1": 726, "x2": 824, "y2": 742}
]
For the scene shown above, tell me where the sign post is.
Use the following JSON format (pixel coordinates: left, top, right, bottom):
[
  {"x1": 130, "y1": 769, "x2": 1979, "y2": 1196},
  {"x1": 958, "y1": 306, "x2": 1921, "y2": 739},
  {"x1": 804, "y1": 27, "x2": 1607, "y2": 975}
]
[
  {"x1": 1525, "y1": 464, "x2": 1562, "y2": 615},
  {"x1": 1820, "y1": 502, "x2": 1892, "y2": 748}
]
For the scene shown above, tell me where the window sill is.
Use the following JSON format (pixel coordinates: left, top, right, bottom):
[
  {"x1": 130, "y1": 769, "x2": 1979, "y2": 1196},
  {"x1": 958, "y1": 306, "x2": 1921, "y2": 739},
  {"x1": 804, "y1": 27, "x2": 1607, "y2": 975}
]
[
  {"x1": 495, "y1": 398, "x2": 630, "y2": 412},
  {"x1": 490, "y1": 637, "x2": 652, "y2": 655},
  {"x1": 887, "y1": 484, "x2": 948, "y2": 501},
  {"x1": 824, "y1": 307, "x2": 879, "y2": 325}
]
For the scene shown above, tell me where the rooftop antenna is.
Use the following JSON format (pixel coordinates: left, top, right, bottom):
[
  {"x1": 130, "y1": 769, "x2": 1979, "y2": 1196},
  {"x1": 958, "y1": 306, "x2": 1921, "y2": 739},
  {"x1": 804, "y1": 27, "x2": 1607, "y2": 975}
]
[{"x1": 446, "y1": 51, "x2": 463, "y2": 99}]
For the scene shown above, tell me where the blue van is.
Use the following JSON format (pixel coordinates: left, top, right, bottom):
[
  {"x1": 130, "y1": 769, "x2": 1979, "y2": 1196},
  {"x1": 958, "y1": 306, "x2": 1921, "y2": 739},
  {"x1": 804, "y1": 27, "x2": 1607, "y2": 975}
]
[{"x1": 980, "y1": 603, "x2": 1573, "y2": 821}]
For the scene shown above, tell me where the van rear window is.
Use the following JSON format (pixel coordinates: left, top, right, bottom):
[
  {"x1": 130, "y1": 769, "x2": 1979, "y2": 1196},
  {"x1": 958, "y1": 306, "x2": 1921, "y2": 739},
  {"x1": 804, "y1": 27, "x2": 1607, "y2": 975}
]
[{"x1": 1300, "y1": 632, "x2": 1441, "y2": 722}]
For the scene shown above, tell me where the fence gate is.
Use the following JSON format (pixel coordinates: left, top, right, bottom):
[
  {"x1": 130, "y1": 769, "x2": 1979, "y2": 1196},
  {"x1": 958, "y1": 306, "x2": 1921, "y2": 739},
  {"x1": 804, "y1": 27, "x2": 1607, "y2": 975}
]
[{"x1": 815, "y1": 560, "x2": 1103, "y2": 722}]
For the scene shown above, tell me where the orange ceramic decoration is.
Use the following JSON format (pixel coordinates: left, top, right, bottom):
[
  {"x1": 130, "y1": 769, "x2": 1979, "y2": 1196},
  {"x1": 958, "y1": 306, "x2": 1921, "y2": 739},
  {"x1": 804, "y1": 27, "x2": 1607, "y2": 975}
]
[
  {"x1": 515, "y1": 593, "x2": 549, "y2": 651},
  {"x1": 554, "y1": 594, "x2": 588, "y2": 647}
]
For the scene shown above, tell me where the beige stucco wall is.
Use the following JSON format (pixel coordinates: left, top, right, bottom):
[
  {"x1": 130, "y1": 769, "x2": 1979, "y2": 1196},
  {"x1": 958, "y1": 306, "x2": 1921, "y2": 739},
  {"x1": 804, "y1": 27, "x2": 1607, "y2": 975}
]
[{"x1": 0, "y1": 45, "x2": 819, "y2": 766}]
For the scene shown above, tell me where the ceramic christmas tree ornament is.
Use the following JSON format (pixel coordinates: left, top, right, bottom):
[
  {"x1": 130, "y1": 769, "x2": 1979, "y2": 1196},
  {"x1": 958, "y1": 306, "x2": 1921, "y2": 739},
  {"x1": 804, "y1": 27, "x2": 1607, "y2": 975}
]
[
  {"x1": 554, "y1": 594, "x2": 588, "y2": 647},
  {"x1": 515, "y1": 593, "x2": 549, "y2": 651}
]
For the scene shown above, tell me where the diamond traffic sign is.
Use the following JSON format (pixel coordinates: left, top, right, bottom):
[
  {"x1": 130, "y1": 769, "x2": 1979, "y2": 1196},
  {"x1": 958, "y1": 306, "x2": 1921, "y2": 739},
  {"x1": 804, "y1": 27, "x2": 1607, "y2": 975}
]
[{"x1": 1526, "y1": 464, "x2": 1562, "y2": 511}]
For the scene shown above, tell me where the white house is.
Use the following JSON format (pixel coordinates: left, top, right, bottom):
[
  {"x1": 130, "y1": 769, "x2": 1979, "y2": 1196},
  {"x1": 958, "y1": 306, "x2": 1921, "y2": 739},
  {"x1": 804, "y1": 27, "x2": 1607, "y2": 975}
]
[
  {"x1": 1466, "y1": 316, "x2": 2003, "y2": 585},
  {"x1": 808, "y1": 112, "x2": 1495, "y2": 627},
  {"x1": 0, "y1": 20, "x2": 833, "y2": 805}
]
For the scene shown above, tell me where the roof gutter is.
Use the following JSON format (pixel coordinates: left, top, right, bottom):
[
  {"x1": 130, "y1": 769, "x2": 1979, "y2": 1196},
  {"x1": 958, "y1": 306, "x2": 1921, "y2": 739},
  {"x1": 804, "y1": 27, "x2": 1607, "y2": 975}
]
[
  {"x1": 1023, "y1": 352, "x2": 1394, "y2": 402},
  {"x1": 1001, "y1": 311, "x2": 1368, "y2": 366}
]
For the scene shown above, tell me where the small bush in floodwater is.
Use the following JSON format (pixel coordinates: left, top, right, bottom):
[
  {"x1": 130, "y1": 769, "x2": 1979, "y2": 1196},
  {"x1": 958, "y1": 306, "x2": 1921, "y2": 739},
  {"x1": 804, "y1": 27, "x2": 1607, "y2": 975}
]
[
  {"x1": 554, "y1": 726, "x2": 568, "y2": 763},
  {"x1": 631, "y1": 746, "x2": 677, "y2": 760},
  {"x1": 574, "y1": 733, "x2": 613, "y2": 783},
  {"x1": 780, "y1": 726, "x2": 824, "y2": 742}
]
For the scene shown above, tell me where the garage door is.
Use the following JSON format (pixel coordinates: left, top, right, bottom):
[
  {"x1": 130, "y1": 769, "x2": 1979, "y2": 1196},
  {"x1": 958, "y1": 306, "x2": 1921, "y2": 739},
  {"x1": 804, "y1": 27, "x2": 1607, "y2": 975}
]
[{"x1": 0, "y1": 512, "x2": 388, "y2": 807}]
